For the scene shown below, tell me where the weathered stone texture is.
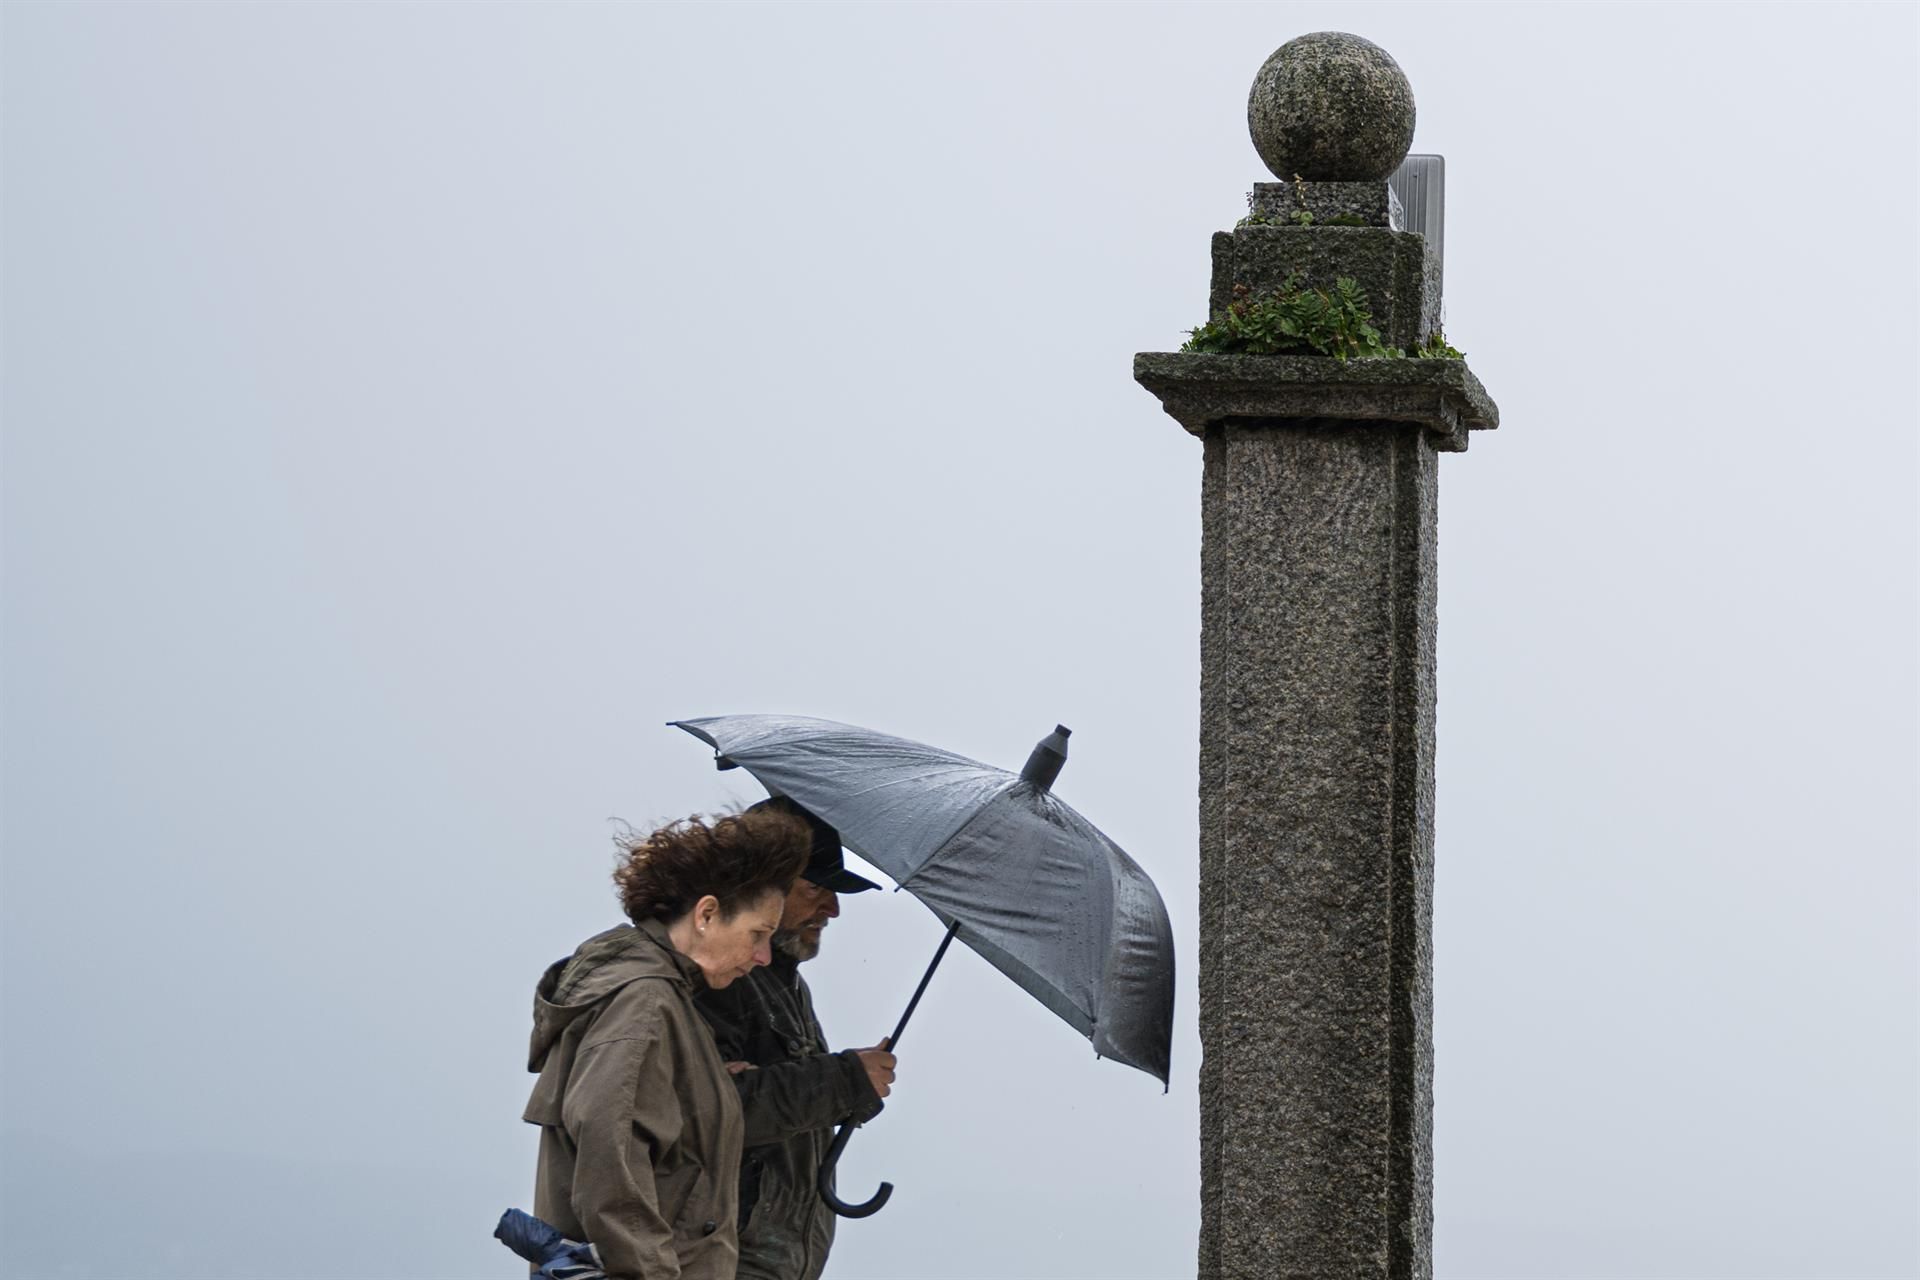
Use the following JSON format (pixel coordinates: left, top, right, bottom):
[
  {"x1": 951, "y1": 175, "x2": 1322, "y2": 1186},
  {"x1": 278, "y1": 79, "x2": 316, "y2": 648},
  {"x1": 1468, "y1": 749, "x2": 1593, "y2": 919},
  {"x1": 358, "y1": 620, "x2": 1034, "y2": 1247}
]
[
  {"x1": 1196, "y1": 419, "x2": 1437, "y2": 1280},
  {"x1": 1140, "y1": 32, "x2": 1498, "y2": 1280},
  {"x1": 1209, "y1": 225, "x2": 1440, "y2": 355},
  {"x1": 1248, "y1": 33, "x2": 1416, "y2": 182},
  {"x1": 1138, "y1": 254, "x2": 1489, "y2": 1280},
  {"x1": 1133, "y1": 352, "x2": 1497, "y2": 452},
  {"x1": 1249, "y1": 180, "x2": 1400, "y2": 228}
]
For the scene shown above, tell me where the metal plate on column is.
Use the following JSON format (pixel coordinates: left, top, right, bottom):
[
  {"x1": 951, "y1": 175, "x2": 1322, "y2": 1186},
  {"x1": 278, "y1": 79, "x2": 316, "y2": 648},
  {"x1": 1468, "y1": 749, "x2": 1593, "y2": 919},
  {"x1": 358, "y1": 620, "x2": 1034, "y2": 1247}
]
[{"x1": 1389, "y1": 154, "x2": 1445, "y2": 294}]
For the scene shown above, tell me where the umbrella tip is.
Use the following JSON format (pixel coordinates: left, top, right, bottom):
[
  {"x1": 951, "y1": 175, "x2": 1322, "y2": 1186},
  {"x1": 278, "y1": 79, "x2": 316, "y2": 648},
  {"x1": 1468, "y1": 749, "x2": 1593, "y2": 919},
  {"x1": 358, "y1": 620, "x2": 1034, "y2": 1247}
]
[{"x1": 1020, "y1": 725, "x2": 1072, "y2": 791}]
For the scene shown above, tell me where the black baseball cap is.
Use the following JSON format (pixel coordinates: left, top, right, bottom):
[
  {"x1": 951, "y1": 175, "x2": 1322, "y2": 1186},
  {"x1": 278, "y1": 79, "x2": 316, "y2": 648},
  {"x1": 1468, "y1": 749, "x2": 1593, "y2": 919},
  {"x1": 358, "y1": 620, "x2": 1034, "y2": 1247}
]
[{"x1": 747, "y1": 796, "x2": 880, "y2": 894}]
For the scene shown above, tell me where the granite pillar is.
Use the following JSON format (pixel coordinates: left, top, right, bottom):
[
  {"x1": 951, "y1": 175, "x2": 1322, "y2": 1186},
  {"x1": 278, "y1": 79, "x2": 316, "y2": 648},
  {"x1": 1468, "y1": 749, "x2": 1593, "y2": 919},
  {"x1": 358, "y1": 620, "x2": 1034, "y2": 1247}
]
[{"x1": 1134, "y1": 33, "x2": 1499, "y2": 1280}]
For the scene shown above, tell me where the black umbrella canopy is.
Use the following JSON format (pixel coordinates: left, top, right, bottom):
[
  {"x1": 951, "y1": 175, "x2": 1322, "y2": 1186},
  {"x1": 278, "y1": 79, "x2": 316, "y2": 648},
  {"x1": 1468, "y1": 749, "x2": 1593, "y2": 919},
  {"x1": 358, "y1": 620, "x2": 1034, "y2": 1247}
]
[{"x1": 672, "y1": 714, "x2": 1175, "y2": 1084}]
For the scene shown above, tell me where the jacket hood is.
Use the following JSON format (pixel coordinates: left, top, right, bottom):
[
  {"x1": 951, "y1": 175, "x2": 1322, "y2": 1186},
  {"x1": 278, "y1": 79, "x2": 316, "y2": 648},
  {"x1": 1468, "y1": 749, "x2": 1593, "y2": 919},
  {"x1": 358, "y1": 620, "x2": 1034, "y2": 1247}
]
[{"x1": 528, "y1": 919, "x2": 702, "y2": 1070}]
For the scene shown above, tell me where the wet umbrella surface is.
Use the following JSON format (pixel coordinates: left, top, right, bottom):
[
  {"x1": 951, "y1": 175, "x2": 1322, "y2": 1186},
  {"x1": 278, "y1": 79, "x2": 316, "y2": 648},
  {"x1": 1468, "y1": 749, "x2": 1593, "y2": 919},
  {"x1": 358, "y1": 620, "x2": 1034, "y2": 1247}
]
[
  {"x1": 672, "y1": 715, "x2": 1176, "y2": 1082},
  {"x1": 673, "y1": 714, "x2": 1178, "y2": 1216}
]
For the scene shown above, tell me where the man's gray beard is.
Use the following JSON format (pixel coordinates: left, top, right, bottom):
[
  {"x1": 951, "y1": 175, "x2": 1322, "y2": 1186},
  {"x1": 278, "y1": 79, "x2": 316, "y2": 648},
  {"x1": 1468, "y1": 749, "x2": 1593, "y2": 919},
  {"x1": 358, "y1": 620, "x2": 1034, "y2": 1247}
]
[{"x1": 773, "y1": 929, "x2": 819, "y2": 963}]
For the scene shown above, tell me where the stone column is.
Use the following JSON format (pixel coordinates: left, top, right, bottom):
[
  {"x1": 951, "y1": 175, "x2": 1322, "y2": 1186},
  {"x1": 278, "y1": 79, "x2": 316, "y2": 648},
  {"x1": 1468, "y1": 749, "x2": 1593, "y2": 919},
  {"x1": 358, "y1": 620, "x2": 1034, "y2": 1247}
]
[{"x1": 1134, "y1": 34, "x2": 1499, "y2": 1280}]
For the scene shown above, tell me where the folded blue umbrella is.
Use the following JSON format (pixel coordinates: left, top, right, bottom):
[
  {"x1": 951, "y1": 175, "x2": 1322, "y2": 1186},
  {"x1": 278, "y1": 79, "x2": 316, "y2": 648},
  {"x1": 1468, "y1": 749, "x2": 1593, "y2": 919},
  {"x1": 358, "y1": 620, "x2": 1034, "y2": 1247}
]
[{"x1": 494, "y1": 1209, "x2": 604, "y2": 1279}]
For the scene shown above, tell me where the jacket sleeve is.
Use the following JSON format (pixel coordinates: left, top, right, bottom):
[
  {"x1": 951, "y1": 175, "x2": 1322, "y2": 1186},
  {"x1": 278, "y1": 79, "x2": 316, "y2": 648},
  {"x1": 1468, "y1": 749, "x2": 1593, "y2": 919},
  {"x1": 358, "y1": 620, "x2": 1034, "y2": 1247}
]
[
  {"x1": 561, "y1": 984, "x2": 685, "y2": 1280},
  {"x1": 733, "y1": 1050, "x2": 883, "y2": 1147}
]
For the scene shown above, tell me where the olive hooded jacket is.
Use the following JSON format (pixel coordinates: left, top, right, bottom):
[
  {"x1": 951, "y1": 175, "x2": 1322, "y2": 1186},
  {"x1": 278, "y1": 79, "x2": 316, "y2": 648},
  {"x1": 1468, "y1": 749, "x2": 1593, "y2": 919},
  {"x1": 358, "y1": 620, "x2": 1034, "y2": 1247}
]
[{"x1": 524, "y1": 920, "x2": 744, "y2": 1280}]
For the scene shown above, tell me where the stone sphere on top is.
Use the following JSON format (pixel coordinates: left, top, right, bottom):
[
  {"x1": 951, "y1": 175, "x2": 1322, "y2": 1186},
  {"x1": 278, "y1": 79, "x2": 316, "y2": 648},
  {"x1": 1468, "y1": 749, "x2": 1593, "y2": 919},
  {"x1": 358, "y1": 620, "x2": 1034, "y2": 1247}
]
[{"x1": 1247, "y1": 32, "x2": 1416, "y2": 182}]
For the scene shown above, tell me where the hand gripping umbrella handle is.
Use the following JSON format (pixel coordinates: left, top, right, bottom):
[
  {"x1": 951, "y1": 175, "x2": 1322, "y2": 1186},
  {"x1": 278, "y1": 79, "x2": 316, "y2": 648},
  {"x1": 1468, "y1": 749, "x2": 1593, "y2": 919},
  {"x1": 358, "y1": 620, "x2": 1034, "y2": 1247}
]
[{"x1": 817, "y1": 921, "x2": 960, "y2": 1218}]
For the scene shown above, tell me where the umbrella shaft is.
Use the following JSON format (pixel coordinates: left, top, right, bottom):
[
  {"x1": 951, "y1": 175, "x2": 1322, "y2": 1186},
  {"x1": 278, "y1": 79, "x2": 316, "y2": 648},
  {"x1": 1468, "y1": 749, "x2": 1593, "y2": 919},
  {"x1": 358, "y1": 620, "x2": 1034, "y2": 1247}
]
[{"x1": 887, "y1": 921, "x2": 960, "y2": 1051}]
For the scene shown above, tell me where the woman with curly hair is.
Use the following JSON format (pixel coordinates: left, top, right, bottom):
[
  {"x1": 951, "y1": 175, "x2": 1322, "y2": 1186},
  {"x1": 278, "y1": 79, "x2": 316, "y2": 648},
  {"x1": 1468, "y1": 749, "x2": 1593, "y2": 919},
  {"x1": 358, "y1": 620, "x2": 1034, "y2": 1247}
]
[{"x1": 522, "y1": 807, "x2": 810, "y2": 1280}]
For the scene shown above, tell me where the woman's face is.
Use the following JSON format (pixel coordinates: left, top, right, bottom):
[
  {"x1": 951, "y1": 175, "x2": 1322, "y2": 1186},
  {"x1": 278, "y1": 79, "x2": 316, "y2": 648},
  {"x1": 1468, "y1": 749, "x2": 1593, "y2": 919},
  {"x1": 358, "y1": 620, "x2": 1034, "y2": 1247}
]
[{"x1": 685, "y1": 888, "x2": 784, "y2": 989}]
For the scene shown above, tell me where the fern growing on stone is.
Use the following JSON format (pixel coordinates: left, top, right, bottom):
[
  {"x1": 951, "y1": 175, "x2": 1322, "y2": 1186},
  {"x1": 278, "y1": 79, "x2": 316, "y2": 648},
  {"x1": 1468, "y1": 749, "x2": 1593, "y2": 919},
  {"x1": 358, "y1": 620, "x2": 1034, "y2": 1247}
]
[
  {"x1": 1182, "y1": 276, "x2": 1467, "y2": 362},
  {"x1": 1182, "y1": 275, "x2": 1395, "y2": 361}
]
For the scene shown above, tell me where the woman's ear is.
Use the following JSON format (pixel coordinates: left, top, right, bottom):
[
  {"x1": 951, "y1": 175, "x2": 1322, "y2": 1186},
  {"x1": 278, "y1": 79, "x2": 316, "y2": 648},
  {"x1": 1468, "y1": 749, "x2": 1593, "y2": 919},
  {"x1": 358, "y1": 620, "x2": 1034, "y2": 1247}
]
[{"x1": 692, "y1": 894, "x2": 722, "y2": 932}]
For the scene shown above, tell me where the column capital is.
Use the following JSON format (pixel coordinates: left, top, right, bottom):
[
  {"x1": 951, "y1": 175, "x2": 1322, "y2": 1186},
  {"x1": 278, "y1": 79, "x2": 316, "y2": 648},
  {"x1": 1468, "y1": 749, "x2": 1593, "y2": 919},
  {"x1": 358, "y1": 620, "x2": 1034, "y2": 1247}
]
[{"x1": 1132, "y1": 352, "x2": 1498, "y2": 452}]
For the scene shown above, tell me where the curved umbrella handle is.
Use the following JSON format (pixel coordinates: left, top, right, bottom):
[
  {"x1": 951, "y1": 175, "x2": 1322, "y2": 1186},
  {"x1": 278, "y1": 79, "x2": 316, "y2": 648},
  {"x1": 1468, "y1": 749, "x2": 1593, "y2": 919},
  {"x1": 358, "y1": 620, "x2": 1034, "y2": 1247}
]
[{"x1": 817, "y1": 1121, "x2": 892, "y2": 1218}]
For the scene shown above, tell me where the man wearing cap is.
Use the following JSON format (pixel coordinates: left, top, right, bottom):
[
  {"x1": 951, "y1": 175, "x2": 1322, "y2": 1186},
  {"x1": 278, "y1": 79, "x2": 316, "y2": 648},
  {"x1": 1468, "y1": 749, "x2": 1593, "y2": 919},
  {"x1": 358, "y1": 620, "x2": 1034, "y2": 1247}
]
[{"x1": 696, "y1": 796, "x2": 898, "y2": 1280}]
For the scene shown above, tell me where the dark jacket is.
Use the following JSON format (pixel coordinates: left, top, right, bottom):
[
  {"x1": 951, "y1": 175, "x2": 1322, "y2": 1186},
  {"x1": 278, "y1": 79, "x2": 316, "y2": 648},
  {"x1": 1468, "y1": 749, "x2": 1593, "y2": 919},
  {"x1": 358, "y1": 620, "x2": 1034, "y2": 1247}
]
[
  {"x1": 524, "y1": 921, "x2": 744, "y2": 1280},
  {"x1": 696, "y1": 956, "x2": 884, "y2": 1280}
]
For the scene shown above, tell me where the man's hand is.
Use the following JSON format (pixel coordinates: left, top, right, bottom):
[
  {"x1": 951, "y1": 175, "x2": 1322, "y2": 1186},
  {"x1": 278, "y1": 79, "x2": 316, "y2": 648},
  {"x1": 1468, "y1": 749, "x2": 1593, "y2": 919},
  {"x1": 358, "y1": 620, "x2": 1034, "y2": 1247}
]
[
  {"x1": 724, "y1": 1060, "x2": 757, "y2": 1076},
  {"x1": 853, "y1": 1039, "x2": 897, "y2": 1099}
]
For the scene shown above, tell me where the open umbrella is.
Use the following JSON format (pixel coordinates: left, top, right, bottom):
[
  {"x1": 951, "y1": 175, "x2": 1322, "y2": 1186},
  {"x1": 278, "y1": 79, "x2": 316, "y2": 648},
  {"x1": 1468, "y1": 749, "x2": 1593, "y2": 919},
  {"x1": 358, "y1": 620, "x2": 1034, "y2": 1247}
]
[{"x1": 670, "y1": 713, "x2": 1176, "y2": 1216}]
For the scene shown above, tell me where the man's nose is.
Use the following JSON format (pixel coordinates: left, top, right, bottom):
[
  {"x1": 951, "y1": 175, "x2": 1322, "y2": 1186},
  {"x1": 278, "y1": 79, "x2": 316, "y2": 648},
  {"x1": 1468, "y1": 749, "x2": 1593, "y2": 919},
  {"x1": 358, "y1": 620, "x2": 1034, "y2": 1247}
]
[{"x1": 822, "y1": 890, "x2": 840, "y2": 919}]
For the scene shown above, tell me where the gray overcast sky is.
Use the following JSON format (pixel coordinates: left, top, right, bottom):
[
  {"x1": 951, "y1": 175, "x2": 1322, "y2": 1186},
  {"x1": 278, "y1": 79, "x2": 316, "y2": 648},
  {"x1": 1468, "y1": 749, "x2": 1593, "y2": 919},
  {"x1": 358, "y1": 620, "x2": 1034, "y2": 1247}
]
[{"x1": 3, "y1": 3, "x2": 1915, "y2": 1279}]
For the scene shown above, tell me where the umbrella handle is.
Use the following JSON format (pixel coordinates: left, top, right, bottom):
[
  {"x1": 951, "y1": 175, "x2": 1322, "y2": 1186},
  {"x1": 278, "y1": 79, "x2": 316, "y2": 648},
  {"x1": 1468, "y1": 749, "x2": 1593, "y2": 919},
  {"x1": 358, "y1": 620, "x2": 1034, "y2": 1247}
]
[
  {"x1": 815, "y1": 921, "x2": 961, "y2": 1219},
  {"x1": 817, "y1": 1122, "x2": 893, "y2": 1218}
]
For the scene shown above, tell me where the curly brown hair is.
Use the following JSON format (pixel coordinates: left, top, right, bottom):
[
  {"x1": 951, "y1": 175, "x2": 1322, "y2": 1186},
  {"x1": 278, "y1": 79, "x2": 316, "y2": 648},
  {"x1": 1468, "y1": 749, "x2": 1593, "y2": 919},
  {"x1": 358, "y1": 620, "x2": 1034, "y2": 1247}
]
[{"x1": 612, "y1": 807, "x2": 810, "y2": 924}]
